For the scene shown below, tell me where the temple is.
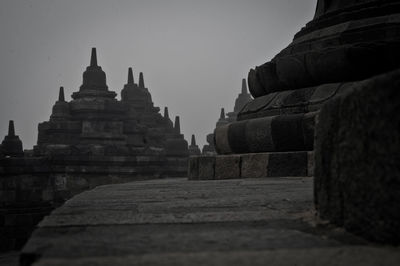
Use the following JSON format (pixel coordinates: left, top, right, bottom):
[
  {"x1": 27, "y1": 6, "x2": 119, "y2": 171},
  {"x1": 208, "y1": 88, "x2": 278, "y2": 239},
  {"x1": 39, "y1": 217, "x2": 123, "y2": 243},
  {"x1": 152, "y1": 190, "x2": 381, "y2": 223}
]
[
  {"x1": 34, "y1": 48, "x2": 188, "y2": 192},
  {"x1": 0, "y1": 49, "x2": 191, "y2": 250},
  {"x1": 201, "y1": 79, "x2": 252, "y2": 155},
  {"x1": 1, "y1": 120, "x2": 24, "y2": 158},
  {"x1": 188, "y1": 134, "x2": 201, "y2": 156},
  {"x1": 190, "y1": 0, "x2": 400, "y2": 244}
]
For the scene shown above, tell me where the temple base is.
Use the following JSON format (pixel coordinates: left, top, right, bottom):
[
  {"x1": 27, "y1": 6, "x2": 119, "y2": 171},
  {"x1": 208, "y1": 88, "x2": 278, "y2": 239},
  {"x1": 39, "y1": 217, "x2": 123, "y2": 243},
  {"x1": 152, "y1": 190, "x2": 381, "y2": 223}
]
[{"x1": 188, "y1": 151, "x2": 314, "y2": 180}]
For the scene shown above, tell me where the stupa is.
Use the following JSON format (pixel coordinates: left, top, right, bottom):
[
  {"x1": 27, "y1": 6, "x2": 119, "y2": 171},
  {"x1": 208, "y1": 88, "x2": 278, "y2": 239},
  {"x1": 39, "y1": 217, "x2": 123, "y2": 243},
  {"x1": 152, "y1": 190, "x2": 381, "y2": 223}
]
[
  {"x1": 1, "y1": 121, "x2": 24, "y2": 158},
  {"x1": 188, "y1": 135, "x2": 201, "y2": 156},
  {"x1": 34, "y1": 48, "x2": 188, "y2": 193},
  {"x1": 190, "y1": 0, "x2": 400, "y2": 244},
  {"x1": 201, "y1": 79, "x2": 252, "y2": 154}
]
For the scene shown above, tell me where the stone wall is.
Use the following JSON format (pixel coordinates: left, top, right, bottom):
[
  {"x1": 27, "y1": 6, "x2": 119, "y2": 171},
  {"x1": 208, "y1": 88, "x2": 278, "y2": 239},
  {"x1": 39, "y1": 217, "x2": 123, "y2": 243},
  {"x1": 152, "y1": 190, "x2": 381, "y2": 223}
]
[
  {"x1": 189, "y1": 151, "x2": 314, "y2": 180},
  {"x1": 314, "y1": 69, "x2": 400, "y2": 244},
  {"x1": 0, "y1": 158, "x2": 60, "y2": 251},
  {"x1": 0, "y1": 153, "x2": 185, "y2": 252}
]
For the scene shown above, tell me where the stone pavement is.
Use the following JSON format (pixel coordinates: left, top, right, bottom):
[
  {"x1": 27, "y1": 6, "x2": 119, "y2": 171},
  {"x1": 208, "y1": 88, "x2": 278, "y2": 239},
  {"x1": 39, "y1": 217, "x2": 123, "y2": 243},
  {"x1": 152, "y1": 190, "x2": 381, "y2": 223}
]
[{"x1": 20, "y1": 178, "x2": 400, "y2": 266}]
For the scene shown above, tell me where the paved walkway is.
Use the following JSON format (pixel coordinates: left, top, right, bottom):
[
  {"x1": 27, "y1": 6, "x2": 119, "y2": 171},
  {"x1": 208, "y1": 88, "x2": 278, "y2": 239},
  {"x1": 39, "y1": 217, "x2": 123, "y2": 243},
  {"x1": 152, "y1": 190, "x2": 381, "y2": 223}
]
[{"x1": 21, "y1": 177, "x2": 400, "y2": 265}]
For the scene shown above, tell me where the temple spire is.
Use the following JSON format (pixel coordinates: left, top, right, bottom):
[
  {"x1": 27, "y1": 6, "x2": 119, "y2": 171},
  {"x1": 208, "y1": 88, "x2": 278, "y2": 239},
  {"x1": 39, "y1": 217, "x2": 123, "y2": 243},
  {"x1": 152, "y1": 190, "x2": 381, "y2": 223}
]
[
  {"x1": 191, "y1": 134, "x2": 196, "y2": 146},
  {"x1": 220, "y1": 108, "x2": 226, "y2": 119},
  {"x1": 139, "y1": 72, "x2": 145, "y2": 88},
  {"x1": 174, "y1": 116, "x2": 181, "y2": 134},
  {"x1": 58, "y1": 87, "x2": 65, "y2": 102},
  {"x1": 242, "y1": 78, "x2": 247, "y2": 94},
  {"x1": 164, "y1": 107, "x2": 169, "y2": 119},
  {"x1": 128, "y1": 68, "x2": 134, "y2": 85},
  {"x1": 8, "y1": 120, "x2": 15, "y2": 137},
  {"x1": 90, "y1": 47, "x2": 97, "y2": 67}
]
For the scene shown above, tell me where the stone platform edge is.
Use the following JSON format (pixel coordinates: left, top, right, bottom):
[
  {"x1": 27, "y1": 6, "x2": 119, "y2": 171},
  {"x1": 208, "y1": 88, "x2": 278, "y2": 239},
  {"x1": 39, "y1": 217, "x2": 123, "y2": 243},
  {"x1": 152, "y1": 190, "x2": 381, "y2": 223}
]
[{"x1": 188, "y1": 151, "x2": 314, "y2": 180}]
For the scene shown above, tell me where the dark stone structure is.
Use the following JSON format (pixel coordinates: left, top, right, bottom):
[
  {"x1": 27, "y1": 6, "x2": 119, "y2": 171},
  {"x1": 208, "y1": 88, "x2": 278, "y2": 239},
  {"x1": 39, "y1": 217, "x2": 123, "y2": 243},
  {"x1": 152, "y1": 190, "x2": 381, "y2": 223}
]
[
  {"x1": 191, "y1": 0, "x2": 400, "y2": 244},
  {"x1": 0, "y1": 122, "x2": 60, "y2": 251},
  {"x1": 188, "y1": 135, "x2": 201, "y2": 156},
  {"x1": 34, "y1": 48, "x2": 188, "y2": 186},
  {"x1": 1, "y1": 48, "x2": 189, "y2": 251},
  {"x1": 201, "y1": 79, "x2": 252, "y2": 155},
  {"x1": 226, "y1": 79, "x2": 252, "y2": 122},
  {"x1": 315, "y1": 70, "x2": 400, "y2": 244},
  {"x1": 215, "y1": 0, "x2": 400, "y2": 156},
  {"x1": 1, "y1": 121, "x2": 24, "y2": 158}
]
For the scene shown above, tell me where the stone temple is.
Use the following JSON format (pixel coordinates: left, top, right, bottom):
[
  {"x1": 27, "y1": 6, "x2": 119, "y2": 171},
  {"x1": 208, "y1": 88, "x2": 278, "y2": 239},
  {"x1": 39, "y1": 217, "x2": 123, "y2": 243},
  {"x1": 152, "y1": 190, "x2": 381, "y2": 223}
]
[
  {"x1": 202, "y1": 78, "x2": 252, "y2": 155},
  {"x1": 34, "y1": 48, "x2": 188, "y2": 185},
  {"x1": 190, "y1": 0, "x2": 400, "y2": 244},
  {"x1": 0, "y1": 48, "x2": 189, "y2": 250},
  {"x1": 1, "y1": 0, "x2": 400, "y2": 258}
]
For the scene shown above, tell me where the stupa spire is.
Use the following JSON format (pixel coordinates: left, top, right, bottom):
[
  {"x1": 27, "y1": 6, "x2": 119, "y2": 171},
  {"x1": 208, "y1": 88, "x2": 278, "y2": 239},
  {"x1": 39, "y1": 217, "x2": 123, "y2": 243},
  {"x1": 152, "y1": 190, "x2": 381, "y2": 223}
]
[
  {"x1": 139, "y1": 72, "x2": 145, "y2": 88},
  {"x1": 128, "y1": 68, "x2": 134, "y2": 85},
  {"x1": 220, "y1": 108, "x2": 226, "y2": 119},
  {"x1": 58, "y1": 87, "x2": 65, "y2": 102},
  {"x1": 1, "y1": 120, "x2": 23, "y2": 157},
  {"x1": 8, "y1": 120, "x2": 15, "y2": 137},
  {"x1": 174, "y1": 116, "x2": 181, "y2": 134},
  {"x1": 90, "y1": 47, "x2": 97, "y2": 67},
  {"x1": 164, "y1": 107, "x2": 169, "y2": 119},
  {"x1": 242, "y1": 78, "x2": 247, "y2": 94},
  {"x1": 191, "y1": 134, "x2": 196, "y2": 146}
]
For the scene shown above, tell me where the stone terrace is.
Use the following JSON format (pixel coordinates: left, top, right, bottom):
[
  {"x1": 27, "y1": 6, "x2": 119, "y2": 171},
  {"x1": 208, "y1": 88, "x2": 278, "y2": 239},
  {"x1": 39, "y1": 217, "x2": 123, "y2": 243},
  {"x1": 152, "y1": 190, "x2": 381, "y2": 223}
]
[{"x1": 20, "y1": 177, "x2": 400, "y2": 266}]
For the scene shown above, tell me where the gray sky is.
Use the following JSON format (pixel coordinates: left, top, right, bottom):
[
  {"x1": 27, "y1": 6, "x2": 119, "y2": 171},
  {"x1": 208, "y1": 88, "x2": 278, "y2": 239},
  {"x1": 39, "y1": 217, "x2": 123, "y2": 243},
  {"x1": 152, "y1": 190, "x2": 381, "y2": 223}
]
[{"x1": 0, "y1": 0, "x2": 316, "y2": 149}]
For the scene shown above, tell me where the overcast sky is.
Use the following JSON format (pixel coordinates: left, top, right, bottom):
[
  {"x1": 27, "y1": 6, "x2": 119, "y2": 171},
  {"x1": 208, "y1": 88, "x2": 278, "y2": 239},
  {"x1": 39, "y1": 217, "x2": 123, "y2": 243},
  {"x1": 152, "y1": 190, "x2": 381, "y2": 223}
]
[{"x1": 0, "y1": 0, "x2": 316, "y2": 149}]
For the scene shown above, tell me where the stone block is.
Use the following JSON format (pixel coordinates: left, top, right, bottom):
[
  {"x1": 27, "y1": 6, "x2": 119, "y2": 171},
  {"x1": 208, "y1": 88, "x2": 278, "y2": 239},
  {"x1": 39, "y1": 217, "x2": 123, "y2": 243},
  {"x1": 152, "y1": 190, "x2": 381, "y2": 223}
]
[
  {"x1": 215, "y1": 155, "x2": 241, "y2": 180},
  {"x1": 42, "y1": 189, "x2": 54, "y2": 202},
  {"x1": 188, "y1": 157, "x2": 199, "y2": 180},
  {"x1": 198, "y1": 156, "x2": 215, "y2": 180},
  {"x1": 245, "y1": 117, "x2": 274, "y2": 152},
  {"x1": 227, "y1": 121, "x2": 248, "y2": 154},
  {"x1": 271, "y1": 114, "x2": 305, "y2": 152},
  {"x1": 302, "y1": 112, "x2": 316, "y2": 150},
  {"x1": 314, "y1": 69, "x2": 400, "y2": 244},
  {"x1": 307, "y1": 151, "x2": 314, "y2": 177},
  {"x1": 241, "y1": 153, "x2": 269, "y2": 178},
  {"x1": 19, "y1": 176, "x2": 34, "y2": 190},
  {"x1": 0, "y1": 191, "x2": 16, "y2": 203},
  {"x1": 214, "y1": 125, "x2": 231, "y2": 155},
  {"x1": 267, "y1": 152, "x2": 308, "y2": 177}
]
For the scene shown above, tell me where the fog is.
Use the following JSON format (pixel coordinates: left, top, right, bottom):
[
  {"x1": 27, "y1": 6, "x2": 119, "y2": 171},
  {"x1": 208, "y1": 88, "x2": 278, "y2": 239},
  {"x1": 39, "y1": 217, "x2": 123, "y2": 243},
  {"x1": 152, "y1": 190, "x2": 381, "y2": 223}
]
[{"x1": 0, "y1": 0, "x2": 316, "y2": 149}]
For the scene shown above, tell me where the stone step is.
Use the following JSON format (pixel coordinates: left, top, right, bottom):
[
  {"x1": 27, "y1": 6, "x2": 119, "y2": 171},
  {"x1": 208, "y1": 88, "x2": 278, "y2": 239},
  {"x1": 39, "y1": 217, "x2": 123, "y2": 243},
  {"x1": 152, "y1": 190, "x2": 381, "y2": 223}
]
[{"x1": 188, "y1": 151, "x2": 314, "y2": 180}]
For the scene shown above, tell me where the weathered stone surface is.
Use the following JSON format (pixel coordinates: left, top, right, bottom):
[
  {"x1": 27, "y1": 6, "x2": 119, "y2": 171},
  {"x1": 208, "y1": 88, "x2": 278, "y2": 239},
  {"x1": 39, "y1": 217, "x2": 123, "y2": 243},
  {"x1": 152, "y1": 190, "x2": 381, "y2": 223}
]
[
  {"x1": 314, "y1": 69, "x2": 400, "y2": 244},
  {"x1": 31, "y1": 247, "x2": 400, "y2": 266},
  {"x1": 241, "y1": 153, "x2": 268, "y2": 179},
  {"x1": 0, "y1": 171, "x2": 58, "y2": 251},
  {"x1": 192, "y1": 152, "x2": 312, "y2": 180},
  {"x1": 188, "y1": 157, "x2": 199, "y2": 180},
  {"x1": 248, "y1": 1, "x2": 400, "y2": 96},
  {"x1": 214, "y1": 125, "x2": 231, "y2": 154},
  {"x1": 214, "y1": 155, "x2": 240, "y2": 180},
  {"x1": 245, "y1": 117, "x2": 274, "y2": 152},
  {"x1": 197, "y1": 157, "x2": 215, "y2": 180},
  {"x1": 307, "y1": 152, "x2": 314, "y2": 177},
  {"x1": 20, "y1": 178, "x2": 400, "y2": 266},
  {"x1": 215, "y1": 114, "x2": 315, "y2": 154},
  {"x1": 268, "y1": 152, "x2": 308, "y2": 177}
]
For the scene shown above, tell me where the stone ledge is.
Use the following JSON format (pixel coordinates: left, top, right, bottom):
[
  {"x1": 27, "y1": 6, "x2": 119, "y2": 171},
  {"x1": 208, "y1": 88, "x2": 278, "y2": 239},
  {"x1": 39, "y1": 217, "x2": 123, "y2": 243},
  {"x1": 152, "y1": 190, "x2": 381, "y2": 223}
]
[{"x1": 188, "y1": 151, "x2": 313, "y2": 180}]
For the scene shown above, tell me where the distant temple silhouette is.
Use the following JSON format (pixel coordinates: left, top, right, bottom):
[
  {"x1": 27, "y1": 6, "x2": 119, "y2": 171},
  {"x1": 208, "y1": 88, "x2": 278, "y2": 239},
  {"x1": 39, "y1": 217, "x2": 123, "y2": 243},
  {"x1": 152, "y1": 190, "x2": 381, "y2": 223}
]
[
  {"x1": 202, "y1": 78, "x2": 252, "y2": 155},
  {"x1": 0, "y1": 48, "x2": 191, "y2": 250},
  {"x1": 1, "y1": 47, "x2": 190, "y2": 200}
]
